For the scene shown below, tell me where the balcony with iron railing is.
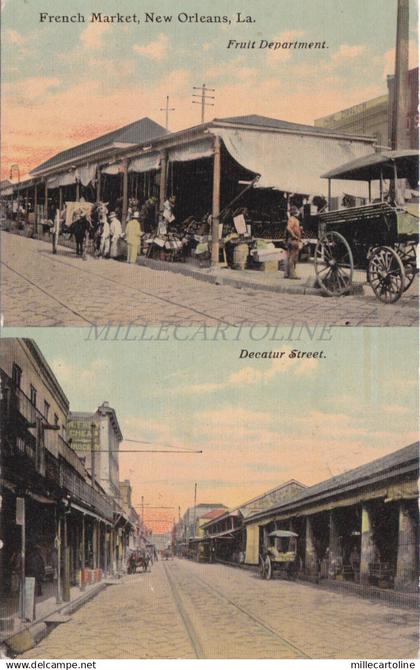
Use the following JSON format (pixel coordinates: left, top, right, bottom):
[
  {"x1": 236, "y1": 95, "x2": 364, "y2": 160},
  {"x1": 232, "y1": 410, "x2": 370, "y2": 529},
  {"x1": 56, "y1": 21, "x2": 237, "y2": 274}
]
[{"x1": 1, "y1": 370, "x2": 114, "y2": 522}]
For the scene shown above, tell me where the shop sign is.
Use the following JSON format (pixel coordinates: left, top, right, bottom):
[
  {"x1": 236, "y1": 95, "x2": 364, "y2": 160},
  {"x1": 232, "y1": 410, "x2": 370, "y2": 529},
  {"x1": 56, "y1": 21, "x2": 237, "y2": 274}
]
[{"x1": 67, "y1": 419, "x2": 100, "y2": 452}]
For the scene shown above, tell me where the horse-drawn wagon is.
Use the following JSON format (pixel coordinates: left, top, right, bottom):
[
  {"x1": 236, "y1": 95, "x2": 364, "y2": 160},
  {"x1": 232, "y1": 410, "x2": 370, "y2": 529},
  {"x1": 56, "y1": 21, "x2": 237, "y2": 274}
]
[
  {"x1": 313, "y1": 150, "x2": 418, "y2": 303},
  {"x1": 259, "y1": 530, "x2": 298, "y2": 580}
]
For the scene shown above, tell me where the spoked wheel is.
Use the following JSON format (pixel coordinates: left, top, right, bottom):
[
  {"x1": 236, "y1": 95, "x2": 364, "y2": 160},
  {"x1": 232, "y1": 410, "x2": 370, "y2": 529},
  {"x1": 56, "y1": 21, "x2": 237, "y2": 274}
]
[
  {"x1": 395, "y1": 242, "x2": 418, "y2": 292},
  {"x1": 259, "y1": 555, "x2": 272, "y2": 580},
  {"x1": 367, "y1": 246, "x2": 406, "y2": 303},
  {"x1": 315, "y1": 231, "x2": 354, "y2": 296}
]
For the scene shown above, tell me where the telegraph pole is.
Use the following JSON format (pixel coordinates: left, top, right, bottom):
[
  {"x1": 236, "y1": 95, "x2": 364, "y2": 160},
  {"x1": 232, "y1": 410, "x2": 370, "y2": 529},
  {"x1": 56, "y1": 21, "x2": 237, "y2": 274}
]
[
  {"x1": 193, "y1": 482, "x2": 198, "y2": 538},
  {"x1": 160, "y1": 96, "x2": 175, "y2": 130},
  {"x1": 192, "y1": 84, "x2": 215, "y2": 123}
]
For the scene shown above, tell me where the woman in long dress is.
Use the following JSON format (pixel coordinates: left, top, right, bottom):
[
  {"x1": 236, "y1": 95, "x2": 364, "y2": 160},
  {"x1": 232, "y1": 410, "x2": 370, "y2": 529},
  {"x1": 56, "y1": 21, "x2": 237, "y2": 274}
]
[{"x1": 109, "y1": 212, "x2": 122, "y2": 259}]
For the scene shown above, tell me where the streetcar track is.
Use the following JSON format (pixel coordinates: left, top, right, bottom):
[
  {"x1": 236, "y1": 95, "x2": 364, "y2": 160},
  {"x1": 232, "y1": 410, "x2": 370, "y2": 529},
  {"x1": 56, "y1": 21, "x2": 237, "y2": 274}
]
[
  {"x1": 2, "y1": 237, "x2": 229, "y2": 324},
  {"x1": 162, "y1": 562, "x2": 204, "y2": 659},
  {"x1": 164, "y1": 561, "x2": 311, "y2": 659},
  {"x1": 1, "y1": 260, "x2": 94, "y2": 325}
]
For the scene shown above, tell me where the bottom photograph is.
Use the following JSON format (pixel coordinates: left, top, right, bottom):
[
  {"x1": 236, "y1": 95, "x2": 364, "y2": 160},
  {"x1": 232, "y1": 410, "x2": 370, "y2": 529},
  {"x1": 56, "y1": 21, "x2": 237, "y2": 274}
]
[{"x1": 0, "y1": 328, "x2": 418, "y2": 660}]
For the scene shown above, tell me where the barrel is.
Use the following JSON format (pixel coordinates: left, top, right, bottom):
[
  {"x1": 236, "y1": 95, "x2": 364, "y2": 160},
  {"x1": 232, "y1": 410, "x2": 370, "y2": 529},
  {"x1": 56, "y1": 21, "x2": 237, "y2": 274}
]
[{"x1": 232, "y1": 242, "x2": 249, "y2": 270}]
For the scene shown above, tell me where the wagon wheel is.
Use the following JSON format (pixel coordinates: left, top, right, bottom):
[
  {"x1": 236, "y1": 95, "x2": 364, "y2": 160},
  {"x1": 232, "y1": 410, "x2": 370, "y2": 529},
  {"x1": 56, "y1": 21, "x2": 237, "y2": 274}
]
[
  {"x1": 259, "y1": 556, "x2": 266, "y2": 579},
  {"x1": 367, "y1": 246, "x2": 405, "y2": 303},
  {"x1": 265, "y1": 556, "x2": 273, "y2": 580},
  {"x1": 315, "y1": 231, "x2": 354, "y2": 296},
  {"x1": 395, "y1": 242, "x2": 417, "y2": 292}
]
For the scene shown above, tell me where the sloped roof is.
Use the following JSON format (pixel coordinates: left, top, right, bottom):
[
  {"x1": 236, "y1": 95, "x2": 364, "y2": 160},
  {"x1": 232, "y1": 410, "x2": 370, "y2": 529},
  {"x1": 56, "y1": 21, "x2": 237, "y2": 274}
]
[
  {"x1": 247, "y1": 443, "x2": 419, "y2": 522},
  {"x1": 32, "y1": 117, "x2": 168, "y2": 174},
  {"x1": 215, "y1": 114, "x2": 365, "y2": 138},
  {"x1": 201, "y1": 508, "x2": 227, "y2": 520}
]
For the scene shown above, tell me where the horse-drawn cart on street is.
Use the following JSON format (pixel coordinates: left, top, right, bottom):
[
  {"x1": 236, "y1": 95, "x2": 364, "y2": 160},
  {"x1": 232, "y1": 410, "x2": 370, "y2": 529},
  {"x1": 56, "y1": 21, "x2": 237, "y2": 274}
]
[
  {"x1": 259, "y1": 530, "x2": 298, "y2": 580},
  {"x1": 314, "y1": 150, "x2": 419, "y2": 303}
]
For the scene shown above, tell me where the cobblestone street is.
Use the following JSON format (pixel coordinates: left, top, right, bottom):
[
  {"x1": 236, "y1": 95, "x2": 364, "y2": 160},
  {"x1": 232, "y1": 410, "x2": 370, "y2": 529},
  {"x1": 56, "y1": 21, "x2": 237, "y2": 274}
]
[
  {"x1": 20, "y1": 560, "x2": 418, "y2": 659},
  {"x1": 1, "y1": 233, "x2": 418, "y2": 327}
]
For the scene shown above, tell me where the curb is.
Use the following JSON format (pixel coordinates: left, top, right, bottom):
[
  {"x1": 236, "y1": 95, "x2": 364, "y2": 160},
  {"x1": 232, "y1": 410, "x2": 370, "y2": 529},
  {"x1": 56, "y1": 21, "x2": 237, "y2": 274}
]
[
  {"x1": 138, "y1": 257, "x2": 328, "y2": 297},
  {"x1": 4, "y1": 582, "x2": 108, "y2": 655}
]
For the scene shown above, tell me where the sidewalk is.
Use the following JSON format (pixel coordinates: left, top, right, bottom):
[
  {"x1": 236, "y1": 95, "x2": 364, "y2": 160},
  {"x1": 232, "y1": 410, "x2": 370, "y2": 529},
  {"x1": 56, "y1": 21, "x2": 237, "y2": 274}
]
[
  {"x1": 4, "y1": 225, "x2": 366, "y2": 298},
  {"x1": 1, "y1": 579, "x2": 116, "y2": 655},
  {"x1": 138, "y1": 256, "x2": 366, "y2": 297}
]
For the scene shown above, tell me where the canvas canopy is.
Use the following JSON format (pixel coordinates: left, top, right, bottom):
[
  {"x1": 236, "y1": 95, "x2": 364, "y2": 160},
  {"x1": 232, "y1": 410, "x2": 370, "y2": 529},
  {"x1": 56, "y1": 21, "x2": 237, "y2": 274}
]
[
  {"x1": 212, "y1": 127, "x2": 373, "y2": 198},
  {"x1": 129, "y1": 154, "x2": 160, "y2": 173},
  {"x1": 168, "y1": 138, "x2": 214, "y2": 163},
  {"x1": 47, "y1": 171, "x2": 77, "y2": 188},
  {"x1": 269, "y1": 530, "x2": 298, "y2": 538},
  {"x1": 77, "y1": 163, "x2": 98, "y2": 186},
  {"x1": 102, "y1": 162, "x2": 123, "y2": 175},
  {"x1": 322, "y1": 150, "x2": 419, "y2": 182}
]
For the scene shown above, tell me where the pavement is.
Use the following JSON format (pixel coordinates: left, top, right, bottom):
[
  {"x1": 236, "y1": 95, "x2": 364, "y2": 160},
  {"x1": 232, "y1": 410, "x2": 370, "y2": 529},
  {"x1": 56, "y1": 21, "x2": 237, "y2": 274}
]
[
  {"x1": 1, "y1": 232, "x2": 418, "y2": 327},
  {"x1": 18, "y1": 559, "x2": 419, "y2": 659}
]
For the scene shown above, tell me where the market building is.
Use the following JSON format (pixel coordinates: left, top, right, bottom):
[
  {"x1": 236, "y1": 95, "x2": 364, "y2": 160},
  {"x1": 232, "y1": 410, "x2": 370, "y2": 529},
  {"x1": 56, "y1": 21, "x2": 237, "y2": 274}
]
[
  {"x1": 201, "y1": 444, "x2": 418, "y2": 595},
  {"x1": 1, "y1": 113, "x2": 377, "y2": 266}
]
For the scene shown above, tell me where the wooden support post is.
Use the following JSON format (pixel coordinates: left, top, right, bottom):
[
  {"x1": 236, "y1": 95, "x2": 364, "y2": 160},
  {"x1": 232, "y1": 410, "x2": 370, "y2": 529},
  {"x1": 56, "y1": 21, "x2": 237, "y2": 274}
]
[
  {"x1": 44, "y1": 182, "x2": 48, "y2": 219},
  {"x1": 34, "y1": 184, "x2": 38, "y2": 236},
  {"x1": 159, "y1": 151, "x2": 168, "y2": 212},
  {"x1": 96, "y1": 167, "x2": 101, "y2": 202},
  {"x1": 395, "y1": 501, "x2": 418, "y2": 592},
  {"x1": 211, "y1": 135, "x2": 221, "y2": 266},
  {"x1": 380, "y1": 169, "x2": 384, "y2": 202},
  {"x1": 56, "y1": 515, "x2": 62, "y2": 604},
  {"x1": 63, "y1": 514, "x2": 71, "y2": 602},
  {"x1": 76, "y1": 181, "x2": 80, "y2": 202},
  {"x1": 59, "y1": 186, "x2": 63, "y2": 213},
  {"x1": 327, "y1": 179, "x2": 332, "y2": 211},
  {"x1": 80, "y1": 515, "x2": 85, "y2": 591},
  {"x1": 122, "y1": 160, "x2": 129, "y2": 227},
  {"x1": 368, "y1": 181, "x2": 372, "y2": 204}
]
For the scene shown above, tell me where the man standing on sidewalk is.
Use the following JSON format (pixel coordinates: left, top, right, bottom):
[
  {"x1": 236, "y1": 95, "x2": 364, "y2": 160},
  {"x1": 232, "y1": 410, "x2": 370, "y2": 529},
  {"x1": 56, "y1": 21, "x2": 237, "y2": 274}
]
[
  {"x1": 284, "y1": 205, "x2": 302, "y2": 279},
  {"x1": 125, "y1": 211, "x2": 142, "y2": 264}
]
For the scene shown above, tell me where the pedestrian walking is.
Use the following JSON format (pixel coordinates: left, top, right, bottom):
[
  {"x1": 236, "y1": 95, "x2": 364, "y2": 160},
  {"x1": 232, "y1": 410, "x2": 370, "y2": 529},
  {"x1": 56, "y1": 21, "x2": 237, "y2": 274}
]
[
  {"x1": 284, "y1": 205, "x2": 302, "y2": 279},
  {"x1": 109, "y1": 212, "x2": 122, "y2": 259},
  {"x1": 72, "y1": 209, "x2": 90, "y2": 257},
  {"x1": 125, "y1": 211, "x2": 142, "y2": 264}
]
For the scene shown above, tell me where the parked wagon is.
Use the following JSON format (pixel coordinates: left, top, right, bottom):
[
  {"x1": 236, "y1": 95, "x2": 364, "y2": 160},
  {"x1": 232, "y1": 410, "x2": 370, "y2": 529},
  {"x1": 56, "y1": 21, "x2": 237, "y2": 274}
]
[
  {"x1": 259, "y1": 530, "x2": 298, "y2": 580},
  {"x1": 314, "y1": 150, "x2": 419, "y2": 303}
]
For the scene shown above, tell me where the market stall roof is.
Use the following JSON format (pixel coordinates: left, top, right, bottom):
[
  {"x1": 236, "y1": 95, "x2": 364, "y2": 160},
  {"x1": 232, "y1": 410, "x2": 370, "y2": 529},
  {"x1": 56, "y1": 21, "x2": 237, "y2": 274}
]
[
  {"x1": 321, "y1": 150, "x2": 419, "y2": 181},
  {"x1": 31, "y1": 117, "x2": 168, "y2": 176},
  {"x1": 246, "y1": 442, "x2": 419, "y2": 524}
]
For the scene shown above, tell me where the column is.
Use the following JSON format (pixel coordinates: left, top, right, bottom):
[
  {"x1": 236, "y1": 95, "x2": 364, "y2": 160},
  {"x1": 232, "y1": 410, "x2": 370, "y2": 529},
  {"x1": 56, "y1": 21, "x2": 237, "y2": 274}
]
[
  {"x1": 328, "y1": 510, "x2": 341, "y2": 578},
  {"x1": 34, "y1": 184, "x2": 38, "y2": 236},
  {"x1": 360, "y1": 504, "x2": 376, "y2": 585},
  {"x1": 75, "y1": 181, "x2": 80, "y2": 202},
  {"x1": 59, "y1": 186, "x2": 63, "y2": 212},
  {"x1": 56, "y1": 515, "x2": 62, "y2": 604},
  {"x1": 159, "y1": 151, "x2": 168, "y2": 212},
  {"x1": 304, "y1": 516, "x2": 318, "y2": 577},
  {"x1": 211, "y1": 135, "x2": 221, "y2": 266},
  {"x1": 121, "y1": 160, "x2": 129, "y2": 227},
  {"x1": 44, "y1": 181, "x2": 48, "y2": 218},
  {"x1": 395, "y1": 501, "x2": 418, "y2": 592},
  {"x1": 96, "y1": 166, "x2": 101, "y2": 202},
  {"x1": 62, "y1": 514, "x2": 71, "y2": 601},
  {"x1": 80, "y1": 515, "x2": 85, "y2": 591}
]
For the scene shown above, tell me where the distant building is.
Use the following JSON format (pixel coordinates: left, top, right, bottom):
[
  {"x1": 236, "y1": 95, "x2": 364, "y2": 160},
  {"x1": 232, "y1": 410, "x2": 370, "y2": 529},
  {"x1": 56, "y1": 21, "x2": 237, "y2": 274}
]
[
  {"x1": 315, "y1": 67, "x2": 419, "y2": 150},
  {"x1": 68, "y1": 401, "x2": 123, "y2": 499}
]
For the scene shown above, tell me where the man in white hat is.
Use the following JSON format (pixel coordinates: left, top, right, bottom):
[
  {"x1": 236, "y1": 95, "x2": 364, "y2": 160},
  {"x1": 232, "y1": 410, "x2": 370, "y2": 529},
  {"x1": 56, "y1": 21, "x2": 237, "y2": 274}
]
[
  {"x1": 125, "y1": 210, "x2": 142, "y2": 263},
  {"x1": 109, "y1": 211, "x2": 122, "y2": 259}
]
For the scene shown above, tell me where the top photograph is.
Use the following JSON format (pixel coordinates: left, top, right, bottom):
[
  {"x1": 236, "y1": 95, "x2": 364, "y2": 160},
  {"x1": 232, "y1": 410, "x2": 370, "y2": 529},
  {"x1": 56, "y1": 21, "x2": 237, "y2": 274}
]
[{"x1": 1, "y1": 0, "x2": 418, "y2": 328}]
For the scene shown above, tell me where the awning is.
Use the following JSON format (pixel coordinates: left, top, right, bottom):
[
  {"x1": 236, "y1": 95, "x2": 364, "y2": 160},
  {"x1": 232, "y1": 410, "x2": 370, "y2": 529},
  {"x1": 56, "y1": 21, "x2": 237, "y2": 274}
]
[
  {"x1": 102, "y1": 162, "x2": 123, "y2": 175},
  {"x1": 70, "y1": 502, "x2": 112, "y2": 525},
  {"x1": 321, "y1": 150, "x2": 419, "y2": 182},
  {"x1": 77, "y1": 164, "x2": 98, "y2": 186},
  {"x1": 47, "y1": 172, "x2": 77, "y2": 188},
  {"x1": 168, "y1": 138, "x2": 214, "y2": 163},
  {"x1": 212, "y1": 128, "x2": 373, "y2": 198},
  {"x1": 1, "y1": 187, "x2": 13, "y2": 196},
  {"x1": 129, "y1": 154, "x2": 160, "y2": 173}
]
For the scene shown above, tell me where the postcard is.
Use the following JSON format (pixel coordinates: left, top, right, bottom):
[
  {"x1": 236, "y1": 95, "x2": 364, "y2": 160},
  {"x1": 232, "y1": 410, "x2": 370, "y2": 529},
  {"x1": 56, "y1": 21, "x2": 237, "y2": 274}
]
[{"x1": 0, "y1": 0, "x2": 419, "y2": 664}]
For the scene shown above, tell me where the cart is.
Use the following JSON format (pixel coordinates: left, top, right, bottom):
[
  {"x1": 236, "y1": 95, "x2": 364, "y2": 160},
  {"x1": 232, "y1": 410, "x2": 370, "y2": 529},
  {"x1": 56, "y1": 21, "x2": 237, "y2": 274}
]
[
  {"x1": 314, "y1": 150, "x2": 419, "y2": 303},
  {"x1": 259, "y1": 530, "x2": 298, "y2": 580}
]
